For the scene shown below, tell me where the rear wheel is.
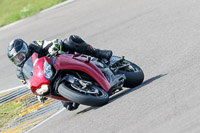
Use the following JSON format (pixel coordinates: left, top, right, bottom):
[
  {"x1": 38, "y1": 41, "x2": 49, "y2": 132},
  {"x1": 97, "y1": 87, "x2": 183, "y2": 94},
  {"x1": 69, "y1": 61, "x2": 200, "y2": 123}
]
[
  {"x1": 117, "y1": 62, "x2": 144, "y2": 88},
  {"x1": 58, "y1": 82, "x2": 109, "y2": 107},
  {"x1": 110, "y1": 56, "x2": 144, "y2": 88}
]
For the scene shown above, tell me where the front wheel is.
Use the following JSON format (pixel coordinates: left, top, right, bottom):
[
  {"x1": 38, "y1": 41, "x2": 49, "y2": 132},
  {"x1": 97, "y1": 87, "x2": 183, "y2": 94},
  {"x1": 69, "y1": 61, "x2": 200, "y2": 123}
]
[{"x1": 58, "y1": 82, "x2": 109, "y2": 107}]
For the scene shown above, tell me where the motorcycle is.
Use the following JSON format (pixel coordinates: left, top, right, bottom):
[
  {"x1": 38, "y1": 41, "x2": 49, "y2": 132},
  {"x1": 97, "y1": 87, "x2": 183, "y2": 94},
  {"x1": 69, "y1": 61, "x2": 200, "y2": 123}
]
[{"x1": 23, "y1": 52, "x2": 144, "y2": 106}]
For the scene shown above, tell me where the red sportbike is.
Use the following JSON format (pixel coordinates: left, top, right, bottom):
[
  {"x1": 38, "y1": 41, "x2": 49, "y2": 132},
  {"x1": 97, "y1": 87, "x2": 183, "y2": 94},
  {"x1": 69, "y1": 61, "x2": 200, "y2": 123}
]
[{"x1": 23, "y1": 52, "x2": 144, "y2": 106}]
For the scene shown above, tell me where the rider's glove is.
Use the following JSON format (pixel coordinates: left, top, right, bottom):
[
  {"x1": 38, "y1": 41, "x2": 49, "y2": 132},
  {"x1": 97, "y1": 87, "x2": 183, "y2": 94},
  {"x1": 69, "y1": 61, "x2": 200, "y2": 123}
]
[
  {"x1": 49, "y1": 47, "x2": 59, "y2": 55},
  {"x1": 37, "y1": 96, "x2": 48, "y2": 103},
  {"x1": 61, "y1": 101, "x2": 80, "y2": 111},
  {"x1": 48, "y1": 39, "x2": 63, "y2": 55}
]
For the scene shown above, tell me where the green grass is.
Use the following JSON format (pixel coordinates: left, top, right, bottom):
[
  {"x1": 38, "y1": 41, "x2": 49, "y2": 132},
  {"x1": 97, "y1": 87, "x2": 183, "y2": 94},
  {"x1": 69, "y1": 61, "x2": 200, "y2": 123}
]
[
  {"x1": 0, "y1": 102, "x2": 23, "y2": 129},
  {"x1": 0, "y1": 0, "x2": 67, "y2": 27}
]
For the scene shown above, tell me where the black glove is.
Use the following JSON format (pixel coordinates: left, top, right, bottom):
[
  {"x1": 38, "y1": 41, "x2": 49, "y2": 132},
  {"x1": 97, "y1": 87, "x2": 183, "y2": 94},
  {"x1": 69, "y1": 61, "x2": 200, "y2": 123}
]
[{"x1": 61, "y1": 101, "x2": 79, "y2": 111}]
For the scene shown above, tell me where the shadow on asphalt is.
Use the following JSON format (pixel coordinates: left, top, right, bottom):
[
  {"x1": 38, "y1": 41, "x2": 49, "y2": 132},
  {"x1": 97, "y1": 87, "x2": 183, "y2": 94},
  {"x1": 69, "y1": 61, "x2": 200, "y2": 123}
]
[{"x1": 77, "y1": 74, "x2": 167, "y2": 114}]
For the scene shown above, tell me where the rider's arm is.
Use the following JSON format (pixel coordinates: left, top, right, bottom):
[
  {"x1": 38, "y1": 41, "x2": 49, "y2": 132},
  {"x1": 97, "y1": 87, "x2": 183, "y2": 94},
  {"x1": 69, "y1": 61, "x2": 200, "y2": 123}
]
[
  {"x1": 29, "y1": 41, "x2": 45, "y2": 56},
  {"x1": 30, "y1": 39, "x2": 64, "y2": 56},
  {"x1": 30, "y1": 38, "x2": 76, "y2": 57},
  {"x1": 16, "y1": 66, "x2": 26, "y2": 84}
]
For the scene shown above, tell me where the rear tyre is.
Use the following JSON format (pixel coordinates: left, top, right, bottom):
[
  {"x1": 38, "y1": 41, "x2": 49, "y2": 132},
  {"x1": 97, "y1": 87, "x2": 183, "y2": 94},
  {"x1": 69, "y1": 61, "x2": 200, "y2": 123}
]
[
  {"x1": 118, "y1": 63, "x2": 144, "y2": 88},
  {"x1": 117, "y1": 61, "x2": 144, "y2": 88},
  {"x1": 58, "y1": 83, "x2": 109, "y2": 107}
]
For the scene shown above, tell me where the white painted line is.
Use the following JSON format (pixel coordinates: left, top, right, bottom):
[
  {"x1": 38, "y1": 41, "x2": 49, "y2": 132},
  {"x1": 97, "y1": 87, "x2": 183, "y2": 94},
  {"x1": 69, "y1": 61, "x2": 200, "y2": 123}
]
[
  {"x1": 0, "y1": 19, "x2": 24, "y2": 31},
  {"x1": 0, "y1": 0, "x2": 75, "y2": 31},
  {"x1": 40, "y1": 0, "x2": 75, "y2": 13},
  {"x1": 0, "y1": 85, "x2": 26, "y2": 94},
  {"x1": 25, "y1": 107, "x2": 65, "y2": 133}
]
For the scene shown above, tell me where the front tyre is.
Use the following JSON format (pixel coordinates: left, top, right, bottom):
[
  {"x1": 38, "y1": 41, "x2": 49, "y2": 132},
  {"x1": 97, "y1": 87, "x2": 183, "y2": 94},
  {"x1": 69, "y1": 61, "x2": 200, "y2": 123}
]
[{"x1": 58, "y1": 83, "x2": 109, "y2": 107}]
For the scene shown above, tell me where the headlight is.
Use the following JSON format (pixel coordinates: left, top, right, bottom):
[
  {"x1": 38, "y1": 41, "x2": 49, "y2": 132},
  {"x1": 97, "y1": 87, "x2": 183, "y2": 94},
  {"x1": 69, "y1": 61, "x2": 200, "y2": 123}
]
[
  {"x1": 43, "y1": 59, "x2": 53, "y2": 80},
  {"x1": 36, "y1": 84, "x2": 49, "y2": 95}
]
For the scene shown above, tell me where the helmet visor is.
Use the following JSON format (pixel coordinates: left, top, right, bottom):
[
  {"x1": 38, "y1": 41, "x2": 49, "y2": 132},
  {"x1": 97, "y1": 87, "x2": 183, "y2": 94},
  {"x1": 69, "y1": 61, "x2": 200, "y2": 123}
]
[
  {"x1": 9, "y1": 42, "x2": 28, "y2": 65},
  {"x1": 11, "y1": 52, "x2": 26, "y2": 65}
]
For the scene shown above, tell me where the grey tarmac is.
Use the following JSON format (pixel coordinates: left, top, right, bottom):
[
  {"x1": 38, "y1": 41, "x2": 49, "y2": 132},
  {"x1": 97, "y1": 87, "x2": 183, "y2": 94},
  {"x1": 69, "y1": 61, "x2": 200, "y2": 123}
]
[{"x1": 0, "y1": 0, "x2": 200, "y2": 133}]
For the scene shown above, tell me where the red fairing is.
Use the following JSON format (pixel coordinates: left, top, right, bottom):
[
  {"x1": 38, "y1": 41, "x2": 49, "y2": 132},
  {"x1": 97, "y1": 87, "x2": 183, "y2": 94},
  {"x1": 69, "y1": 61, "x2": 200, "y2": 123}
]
[
  {"x1": 30, "y1": 56, "x2": 50, "y2": 93},
  {"x1": 55, "y1": 54, "x2": 111, "y2": 92}
]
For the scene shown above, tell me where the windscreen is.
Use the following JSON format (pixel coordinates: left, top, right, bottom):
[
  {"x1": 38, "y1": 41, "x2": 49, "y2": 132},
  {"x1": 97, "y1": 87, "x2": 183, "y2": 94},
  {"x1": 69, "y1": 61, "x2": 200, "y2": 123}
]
[{"x1": 23, "y1": 56, "x2": 33, "y2": 79}]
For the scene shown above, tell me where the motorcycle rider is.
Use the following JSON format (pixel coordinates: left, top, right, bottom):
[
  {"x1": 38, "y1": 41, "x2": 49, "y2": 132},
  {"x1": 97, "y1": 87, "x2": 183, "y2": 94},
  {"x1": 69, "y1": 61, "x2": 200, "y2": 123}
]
[{"x1": 7, "y1": 35, "x2": 112, "y2": 111}]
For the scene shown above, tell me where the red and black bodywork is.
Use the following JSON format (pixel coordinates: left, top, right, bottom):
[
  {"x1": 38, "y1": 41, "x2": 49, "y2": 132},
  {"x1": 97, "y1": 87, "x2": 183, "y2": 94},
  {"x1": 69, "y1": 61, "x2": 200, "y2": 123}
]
[
  {"x1": 23, "y1": 52, "x2": 144, "y2": 106},
  {"x1": 24, "y1": 53, "x2": 111, "y2": 102}
]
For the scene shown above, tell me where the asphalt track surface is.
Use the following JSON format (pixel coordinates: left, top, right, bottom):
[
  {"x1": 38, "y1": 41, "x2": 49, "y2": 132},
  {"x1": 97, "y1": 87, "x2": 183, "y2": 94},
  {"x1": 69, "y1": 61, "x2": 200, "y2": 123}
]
[{"x1": 1, "y1": 0, "x2": 200, "y2": 132}]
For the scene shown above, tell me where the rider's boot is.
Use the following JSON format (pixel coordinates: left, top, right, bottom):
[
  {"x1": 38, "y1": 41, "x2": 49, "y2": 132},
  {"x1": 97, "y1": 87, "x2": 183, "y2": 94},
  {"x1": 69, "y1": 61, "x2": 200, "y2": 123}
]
[
  {"x1": 85, "y1": 45, "x2": 113, "y2": 60},
  {"x1": 63, "y1": 35, "x2": 113, "y2": 60},
  {"x1": 93, "y1": 49, "x2": 112, "y2": 60}
]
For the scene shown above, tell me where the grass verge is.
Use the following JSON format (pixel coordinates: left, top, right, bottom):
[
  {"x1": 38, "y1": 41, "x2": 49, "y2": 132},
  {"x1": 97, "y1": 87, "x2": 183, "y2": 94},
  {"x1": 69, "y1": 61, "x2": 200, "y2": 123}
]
[
  {"x1": 0, "y1": 0, "x2": 67, "y2": 27},
  {"x1": 0, "y1": 93, "x2": 33, "y2": 130},
  {"x1": 0, "y1": 102, "x2": 23, "y2": 129}
]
